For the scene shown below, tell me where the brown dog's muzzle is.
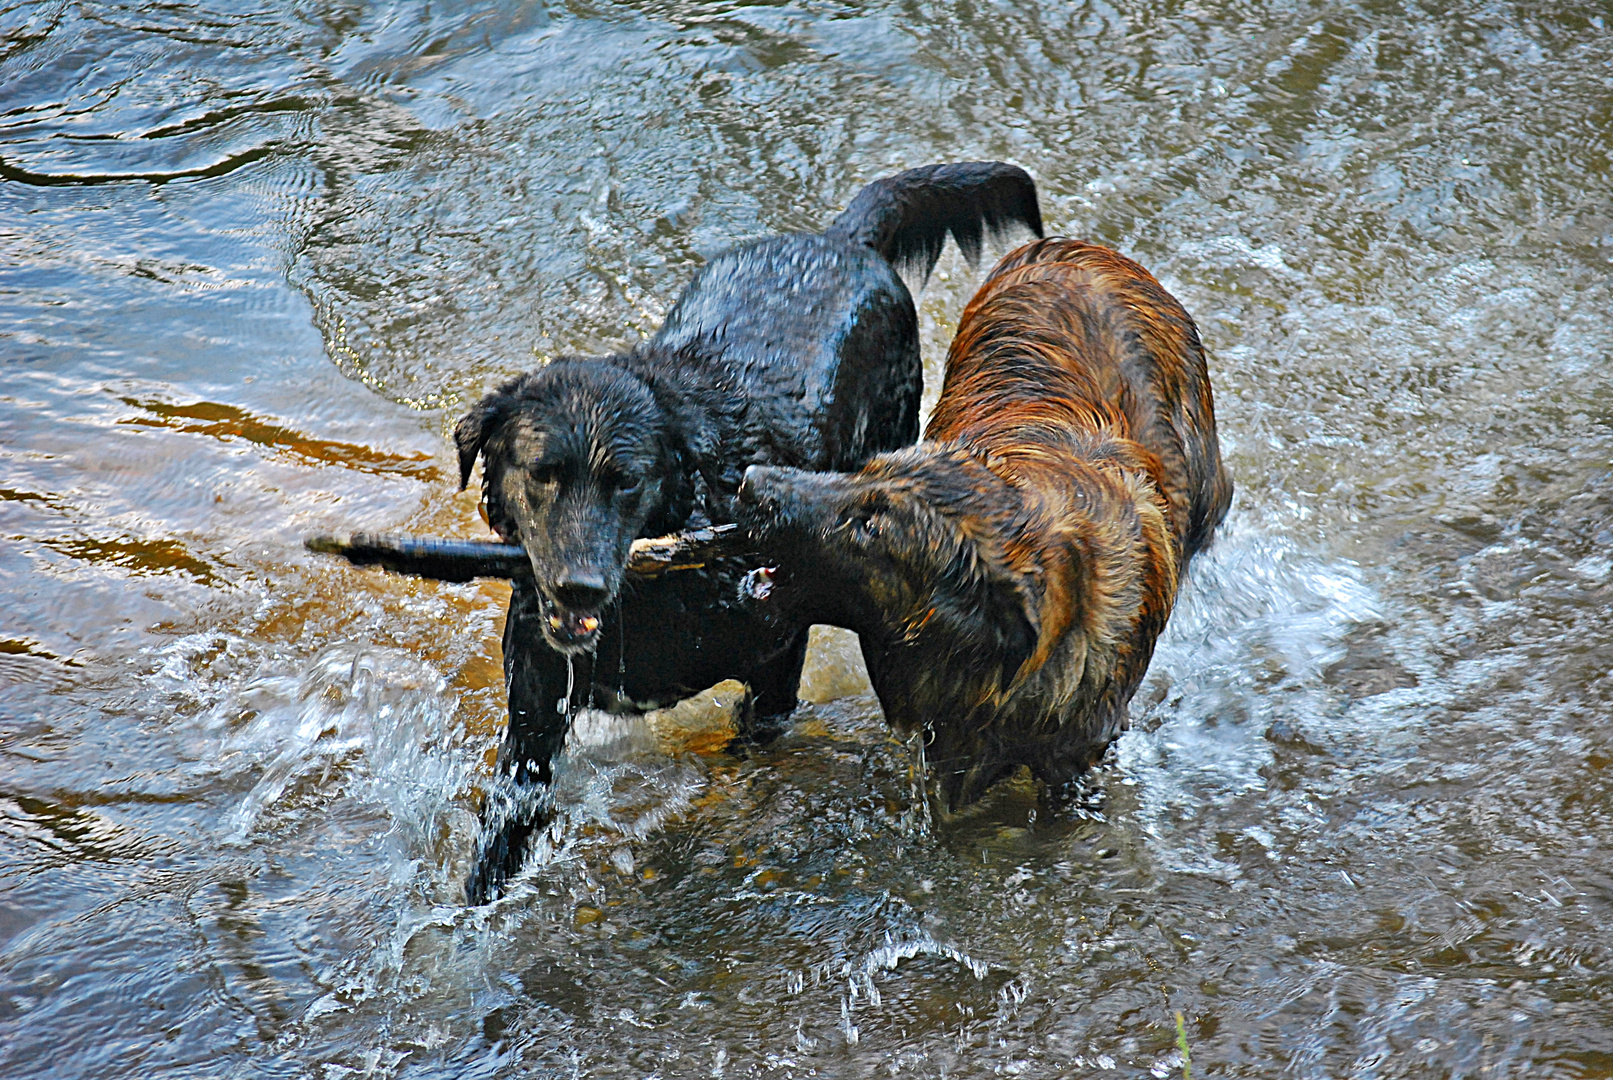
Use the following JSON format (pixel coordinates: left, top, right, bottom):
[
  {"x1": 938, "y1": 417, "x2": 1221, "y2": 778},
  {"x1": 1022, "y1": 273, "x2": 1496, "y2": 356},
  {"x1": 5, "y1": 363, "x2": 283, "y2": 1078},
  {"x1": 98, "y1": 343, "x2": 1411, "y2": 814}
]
[
  {"x1": 736, "y1": 465, "x2": 812, "y2": 539},
  {"x1": 735, "y1": 464, "x2": 777, "y2": 515},
  {"x1": 736, "y1": 465, "x2": 844, "y2": 618}
]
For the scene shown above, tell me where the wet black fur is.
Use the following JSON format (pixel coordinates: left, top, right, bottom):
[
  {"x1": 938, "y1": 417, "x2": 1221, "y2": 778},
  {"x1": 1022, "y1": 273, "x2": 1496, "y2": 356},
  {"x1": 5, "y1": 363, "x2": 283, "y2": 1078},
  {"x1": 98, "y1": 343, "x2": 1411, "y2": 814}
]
[{"x1": 454, "y1": 163, "x2": 1042, "y2": 903}]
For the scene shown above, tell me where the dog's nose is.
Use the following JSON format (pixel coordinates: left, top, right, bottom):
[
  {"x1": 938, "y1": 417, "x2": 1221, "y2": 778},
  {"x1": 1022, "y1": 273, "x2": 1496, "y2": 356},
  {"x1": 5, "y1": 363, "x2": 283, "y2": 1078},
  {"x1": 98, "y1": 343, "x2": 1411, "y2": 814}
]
[
  {"x1": 553, "y1": 570, "x2": 609, "y2": 611},
  {"x1": 738, "y1": 465, "x2": 781, "y2": 508},
  {"x1": 738, "y1": 465, "x2": 764, "y2": 504}
]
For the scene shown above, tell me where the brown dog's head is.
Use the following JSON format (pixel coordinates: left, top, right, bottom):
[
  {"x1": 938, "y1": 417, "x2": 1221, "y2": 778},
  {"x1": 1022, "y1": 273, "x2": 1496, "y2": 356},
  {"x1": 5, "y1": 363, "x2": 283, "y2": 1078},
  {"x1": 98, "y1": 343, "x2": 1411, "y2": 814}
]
[
  {"x1": 455, "y1": 361, "x2": 692, "y2": 653},
  {"x1": 735, "y1": 454, "x2": 1038, "y2": 691}
]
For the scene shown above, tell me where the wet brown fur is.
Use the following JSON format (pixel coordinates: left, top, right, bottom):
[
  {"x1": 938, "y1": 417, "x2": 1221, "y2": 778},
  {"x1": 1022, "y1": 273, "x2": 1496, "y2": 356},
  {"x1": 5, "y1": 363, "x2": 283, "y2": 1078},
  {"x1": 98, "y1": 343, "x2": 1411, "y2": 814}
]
[{"x1": 737, "y1": 238, "x2": 1232, "y2": 808}]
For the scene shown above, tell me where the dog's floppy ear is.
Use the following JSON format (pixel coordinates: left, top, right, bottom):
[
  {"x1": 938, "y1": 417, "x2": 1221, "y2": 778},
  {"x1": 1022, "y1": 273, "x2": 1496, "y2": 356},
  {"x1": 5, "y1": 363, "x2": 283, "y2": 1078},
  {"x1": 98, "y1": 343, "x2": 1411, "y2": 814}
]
[
  {"x1": 924, "y1": 523, "x2": 1041, "y2": 698},
  {"x1": 641, "y1": 431, "x2": 696, "y2": 536},
  {"x1": 453, "y1": 395, "x2": 505, "y2": 490},
  {"x1": 991, "y1": 579, "x2": 1041, "y2": 694}
]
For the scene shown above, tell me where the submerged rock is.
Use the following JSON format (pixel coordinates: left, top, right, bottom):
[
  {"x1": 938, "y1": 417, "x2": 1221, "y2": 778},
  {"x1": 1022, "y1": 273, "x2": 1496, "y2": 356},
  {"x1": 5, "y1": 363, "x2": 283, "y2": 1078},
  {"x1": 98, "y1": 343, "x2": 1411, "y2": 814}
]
[{"x1": 645, "y1": 679, "x2": 746, "y2": 756}]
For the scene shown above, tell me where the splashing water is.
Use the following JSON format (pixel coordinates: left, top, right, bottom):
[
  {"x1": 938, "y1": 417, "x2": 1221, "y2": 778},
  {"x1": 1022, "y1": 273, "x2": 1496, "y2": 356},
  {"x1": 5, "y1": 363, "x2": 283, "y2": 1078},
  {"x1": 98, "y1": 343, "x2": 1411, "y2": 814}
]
[
  {"x1": 1119, "y1": 511, "x2": 1382, "y2": 872},
  {"x1": 5, "y1": 0, "x2": 1612, "y2": 1075},
  {"x1": 185, "y1": 643, "x2": 484, "y2": 896}
]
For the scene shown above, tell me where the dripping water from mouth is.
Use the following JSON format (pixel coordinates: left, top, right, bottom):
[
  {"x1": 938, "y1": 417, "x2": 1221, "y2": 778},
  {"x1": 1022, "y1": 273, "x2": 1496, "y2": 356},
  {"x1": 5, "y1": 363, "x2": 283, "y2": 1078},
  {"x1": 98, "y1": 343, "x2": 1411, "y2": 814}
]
[
  {"x1": 906, "y1": 729, "x2": 932, "y2": 838},
  {"x1": 558, "y1": 654, "x2": 575, "y2": 716}
]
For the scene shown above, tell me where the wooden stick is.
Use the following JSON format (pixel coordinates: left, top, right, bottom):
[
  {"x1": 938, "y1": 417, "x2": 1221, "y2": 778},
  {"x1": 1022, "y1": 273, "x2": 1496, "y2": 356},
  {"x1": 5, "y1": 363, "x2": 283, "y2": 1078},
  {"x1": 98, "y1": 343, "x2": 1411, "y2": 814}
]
[{"x1": 304, "y1": 524, "x2": 750, "y2": 583}]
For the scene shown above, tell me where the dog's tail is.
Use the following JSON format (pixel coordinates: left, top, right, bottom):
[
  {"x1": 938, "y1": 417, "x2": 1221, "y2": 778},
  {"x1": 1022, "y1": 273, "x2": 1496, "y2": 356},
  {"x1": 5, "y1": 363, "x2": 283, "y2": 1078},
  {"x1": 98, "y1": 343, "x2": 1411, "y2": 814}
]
[{"x1": 825, "y1": 162, "x2": 1043, "y2": 288}]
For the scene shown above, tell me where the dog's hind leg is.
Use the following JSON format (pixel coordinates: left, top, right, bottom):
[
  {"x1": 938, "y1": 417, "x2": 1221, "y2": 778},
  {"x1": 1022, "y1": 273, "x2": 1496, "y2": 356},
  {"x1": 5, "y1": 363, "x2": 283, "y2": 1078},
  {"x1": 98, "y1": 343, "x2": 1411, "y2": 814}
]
[{"x1": 466, "y1": 579, "x2": 575, "y2": 905}]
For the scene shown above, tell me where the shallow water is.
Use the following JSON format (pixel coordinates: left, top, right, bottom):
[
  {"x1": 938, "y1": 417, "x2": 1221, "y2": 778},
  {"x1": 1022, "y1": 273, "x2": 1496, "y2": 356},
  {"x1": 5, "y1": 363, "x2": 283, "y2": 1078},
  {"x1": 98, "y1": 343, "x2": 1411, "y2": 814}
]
[{"x1": 3, "y1": 0, "x2": 1612, "y2": 1076}]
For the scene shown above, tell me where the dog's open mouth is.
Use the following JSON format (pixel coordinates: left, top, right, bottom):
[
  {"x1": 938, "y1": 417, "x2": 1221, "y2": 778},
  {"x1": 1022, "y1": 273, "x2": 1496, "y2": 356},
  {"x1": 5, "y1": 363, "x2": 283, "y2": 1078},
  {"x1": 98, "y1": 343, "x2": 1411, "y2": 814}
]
[{"x1": 542, "y1": 604, "x2": 604, "y2": 650}]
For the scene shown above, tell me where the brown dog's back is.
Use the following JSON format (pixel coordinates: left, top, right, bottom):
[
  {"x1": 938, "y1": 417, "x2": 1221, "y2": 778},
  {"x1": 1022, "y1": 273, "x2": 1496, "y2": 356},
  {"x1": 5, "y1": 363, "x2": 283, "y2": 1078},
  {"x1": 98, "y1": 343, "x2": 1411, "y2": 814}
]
[{"x1": 931, "y1": 239, "x2": 1231, "y2": 558}]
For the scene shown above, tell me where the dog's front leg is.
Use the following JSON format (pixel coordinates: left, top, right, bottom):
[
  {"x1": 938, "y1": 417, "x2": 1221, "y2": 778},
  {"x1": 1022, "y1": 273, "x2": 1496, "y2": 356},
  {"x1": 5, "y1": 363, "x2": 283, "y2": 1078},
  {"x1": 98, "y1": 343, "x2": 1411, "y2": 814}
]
[{"x1": 465, "y1": 578, "x2": 575, "y2": 905}]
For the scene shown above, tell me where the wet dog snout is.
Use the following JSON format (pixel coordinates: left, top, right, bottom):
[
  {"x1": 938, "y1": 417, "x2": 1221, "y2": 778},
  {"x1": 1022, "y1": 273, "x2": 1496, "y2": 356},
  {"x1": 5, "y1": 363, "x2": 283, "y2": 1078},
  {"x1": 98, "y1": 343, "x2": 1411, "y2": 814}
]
[
  {"x1": 553, "y1": 569, "x2": 610, "y2": 612},
  {"x1": 738, "y1": 465, "x2": 769, "y2": 507},
  {"x1": 738, "y1": 465, "x2": 788, "y2": 521}
]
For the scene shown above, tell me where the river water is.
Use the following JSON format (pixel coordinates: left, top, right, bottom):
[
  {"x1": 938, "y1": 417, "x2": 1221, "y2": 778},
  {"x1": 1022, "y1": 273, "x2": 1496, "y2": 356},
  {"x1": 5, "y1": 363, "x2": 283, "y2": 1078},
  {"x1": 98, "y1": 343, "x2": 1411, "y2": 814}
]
[{"x1": 2, "y1": 1, "x2": 1611, "y2": 1076}]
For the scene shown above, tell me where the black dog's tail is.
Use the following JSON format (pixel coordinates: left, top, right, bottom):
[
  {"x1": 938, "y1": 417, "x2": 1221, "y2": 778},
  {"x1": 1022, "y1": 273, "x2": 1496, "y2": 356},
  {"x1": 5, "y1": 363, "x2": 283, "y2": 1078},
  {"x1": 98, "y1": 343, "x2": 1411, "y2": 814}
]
[{"x1": 825, "y1": 161, "x2": 1044, "y2": 288}]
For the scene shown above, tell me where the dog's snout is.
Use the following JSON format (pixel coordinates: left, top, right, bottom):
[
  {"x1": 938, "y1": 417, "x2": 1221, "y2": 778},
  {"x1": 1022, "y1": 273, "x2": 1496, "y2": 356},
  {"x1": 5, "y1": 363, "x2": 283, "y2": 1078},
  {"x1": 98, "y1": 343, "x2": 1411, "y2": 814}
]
[
  {"x1": 738, "y1": 465, "x2": 787, "y2": 516},
  {"x1": 738, "y1": 465, "x2": 768, "y2": 506},
  {"x1": 553, "y1": 569, "x2": 610, "y2": 611}
]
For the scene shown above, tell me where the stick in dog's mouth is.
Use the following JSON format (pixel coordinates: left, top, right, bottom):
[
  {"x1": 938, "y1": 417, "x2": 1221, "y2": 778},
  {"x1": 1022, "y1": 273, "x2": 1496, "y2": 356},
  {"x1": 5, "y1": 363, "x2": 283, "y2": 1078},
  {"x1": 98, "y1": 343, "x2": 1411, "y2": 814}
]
[{"x1": 305, "y1": 523, "x2": 752, "y2": 584}]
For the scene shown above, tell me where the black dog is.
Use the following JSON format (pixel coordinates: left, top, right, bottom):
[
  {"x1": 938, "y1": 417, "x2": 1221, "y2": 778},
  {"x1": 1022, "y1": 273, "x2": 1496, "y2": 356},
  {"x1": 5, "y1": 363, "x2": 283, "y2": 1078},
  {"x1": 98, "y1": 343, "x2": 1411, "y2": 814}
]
[{"x1": 454, "y1": 163, "x2": 1042, "y2": 901}]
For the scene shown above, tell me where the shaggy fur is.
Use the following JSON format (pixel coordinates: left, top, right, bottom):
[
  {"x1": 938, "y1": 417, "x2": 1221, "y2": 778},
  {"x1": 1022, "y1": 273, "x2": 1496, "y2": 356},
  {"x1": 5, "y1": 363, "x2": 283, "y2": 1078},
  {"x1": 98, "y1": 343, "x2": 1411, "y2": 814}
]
[
  {"x1": 454, "y1": 163, "x2": 1043, "y2": 902},
  {"x1": 737, "y1": 238, "x2": 1233, "y2": 809}
]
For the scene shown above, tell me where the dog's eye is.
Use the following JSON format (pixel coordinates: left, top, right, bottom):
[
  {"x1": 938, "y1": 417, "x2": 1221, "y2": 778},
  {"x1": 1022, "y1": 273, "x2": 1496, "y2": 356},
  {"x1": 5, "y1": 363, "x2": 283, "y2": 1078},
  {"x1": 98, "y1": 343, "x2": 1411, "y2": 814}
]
[
  {"x1": 842, "y1": 512, "x2": 881, "y2": 544},
  {"x1": 530, "y1": 463, "x2": 561, "y2": 487},
  {"x1": 602, "y1": 471, "x2": 640, "y2": 497}
]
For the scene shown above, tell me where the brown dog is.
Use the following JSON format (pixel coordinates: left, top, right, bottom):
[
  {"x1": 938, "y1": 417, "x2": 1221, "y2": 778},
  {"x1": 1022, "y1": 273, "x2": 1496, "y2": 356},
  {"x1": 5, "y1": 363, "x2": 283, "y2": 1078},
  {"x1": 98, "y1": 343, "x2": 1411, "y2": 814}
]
[{"x1": 736, "y1": 238, "x2": 1233, "y2": 809}]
